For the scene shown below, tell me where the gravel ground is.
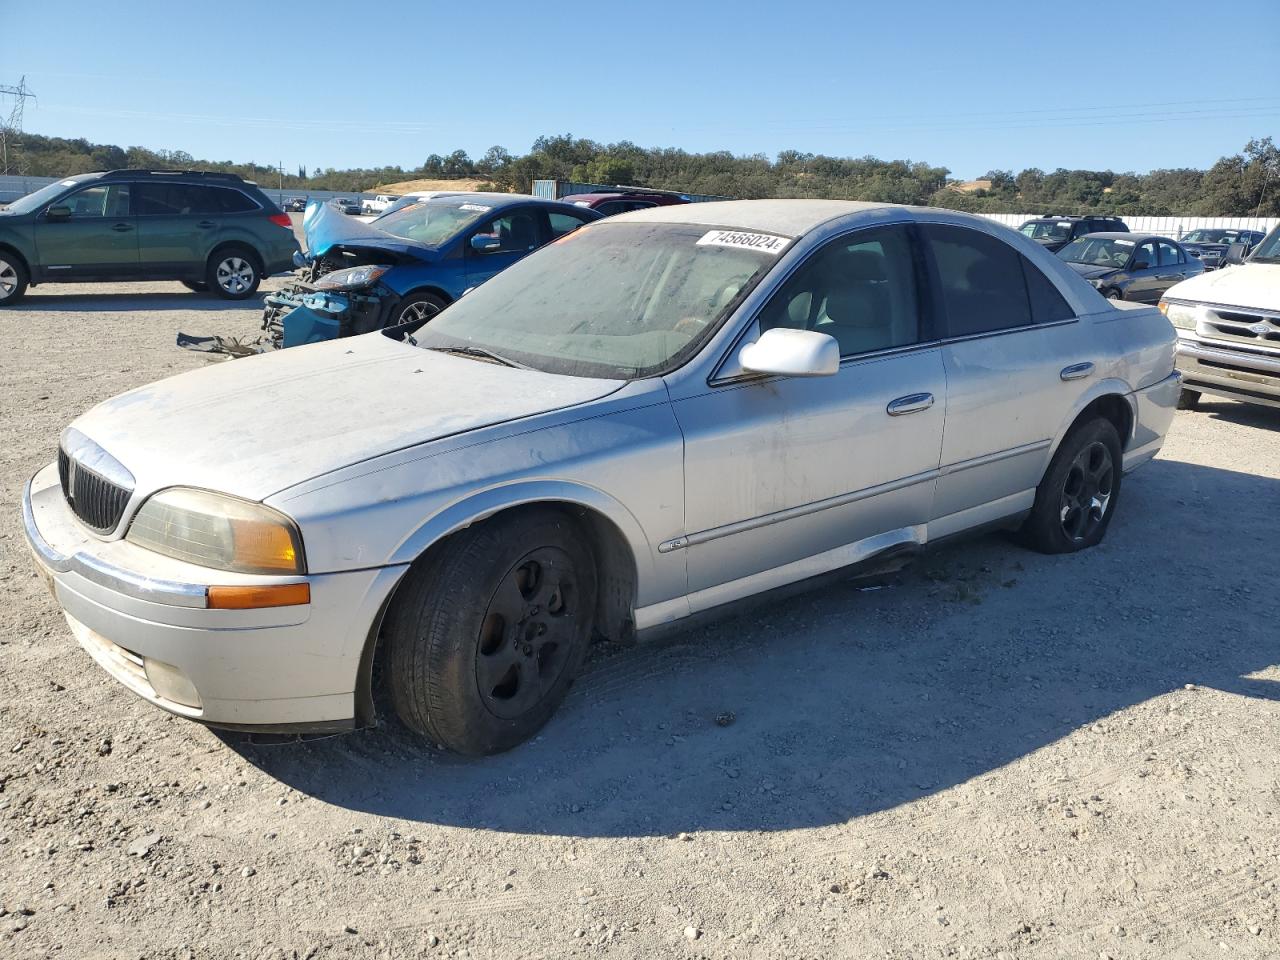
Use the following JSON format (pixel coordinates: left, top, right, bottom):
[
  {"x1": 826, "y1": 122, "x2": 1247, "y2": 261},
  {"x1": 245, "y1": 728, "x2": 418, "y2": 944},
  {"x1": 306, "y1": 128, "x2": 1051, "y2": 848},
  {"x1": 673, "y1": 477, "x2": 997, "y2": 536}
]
[{"x1": 1, "y1": 281, "x2": 1278, "y2": 960}]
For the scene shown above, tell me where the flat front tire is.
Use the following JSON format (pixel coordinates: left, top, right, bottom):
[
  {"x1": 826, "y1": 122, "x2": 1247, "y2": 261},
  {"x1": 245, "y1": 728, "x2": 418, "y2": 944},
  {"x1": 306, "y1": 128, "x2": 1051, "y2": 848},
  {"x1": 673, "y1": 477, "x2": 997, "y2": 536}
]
[
  {"x1": 1020, "y1": 418, "x2": 1123, "y2": 554},
  {"x1": 384, "y1": 510, "x2": 597, "y2": 755}
]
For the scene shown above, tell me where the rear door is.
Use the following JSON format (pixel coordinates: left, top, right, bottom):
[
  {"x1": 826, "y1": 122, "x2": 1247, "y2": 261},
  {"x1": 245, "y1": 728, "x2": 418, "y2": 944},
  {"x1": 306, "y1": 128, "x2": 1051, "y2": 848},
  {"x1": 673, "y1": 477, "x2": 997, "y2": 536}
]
[
  {"x1": 463, "y1": 206, "x2": 545, "y2": 287},
  {"x1": 31, "y1": 182, "x2": 138, "y2": 279},
  {"x1": 1154, "y1": 239, "x2": 1190, "y2": 295},
  {"x1": 134, "y1": 182, "x2": 226, "y2": 275},
  {"x1": 921, "y1": 222, "x2": 1085, "y2": 536}
]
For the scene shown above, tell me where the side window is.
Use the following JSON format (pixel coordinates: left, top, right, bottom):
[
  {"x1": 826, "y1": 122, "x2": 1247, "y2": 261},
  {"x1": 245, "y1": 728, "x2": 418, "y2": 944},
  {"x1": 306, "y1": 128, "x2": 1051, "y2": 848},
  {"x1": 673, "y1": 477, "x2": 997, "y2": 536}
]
[
  {"x1": 212, "y1": 188, "x2": 258, "y2": 213},
  {"x1": 548, "y1": 211, "x2": 589, "y2": 238},
  {"x1": 470, "y1": 210, "x2": 541, "y2": 254},
  {"x1": 758, "y1": 225, "x2": 923, "y2": 357},
  {"x1": 1157, "y1": 240, "x2": 1182, "y2": 266},
  {"x1": 135, "y1": 183, "x2": 222, "y2": 216},
  {"x1": 923, "y1": 223, "x2": 1032, "y2": 336},
  {"x1": 59, "y1": 184, "x2": 130, "y2": 218},
  {"x1": 594, "y1": 200, "x2": 626, "y2": 217},
  {"x1": 1021, "y1": 257, "x2": 1074, "y2": 323},
  {"x1": 1133, "y1": 242, "x2": 1157, "y2": 269}
]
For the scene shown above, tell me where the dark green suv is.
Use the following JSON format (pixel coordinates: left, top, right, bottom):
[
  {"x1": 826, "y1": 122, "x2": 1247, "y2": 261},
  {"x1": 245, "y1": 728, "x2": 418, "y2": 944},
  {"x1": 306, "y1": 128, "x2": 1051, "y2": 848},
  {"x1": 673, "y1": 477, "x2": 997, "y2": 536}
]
[{"x1": 0, "y1": 169, "x2": 300, "y2": 305}]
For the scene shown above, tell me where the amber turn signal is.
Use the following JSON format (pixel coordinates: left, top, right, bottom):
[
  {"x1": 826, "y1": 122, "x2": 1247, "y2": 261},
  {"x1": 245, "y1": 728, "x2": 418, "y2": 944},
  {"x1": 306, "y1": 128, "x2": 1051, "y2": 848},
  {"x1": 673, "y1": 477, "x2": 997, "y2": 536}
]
[{"x1": 206, "y1": 583, "x2": 311, "y2": 609}]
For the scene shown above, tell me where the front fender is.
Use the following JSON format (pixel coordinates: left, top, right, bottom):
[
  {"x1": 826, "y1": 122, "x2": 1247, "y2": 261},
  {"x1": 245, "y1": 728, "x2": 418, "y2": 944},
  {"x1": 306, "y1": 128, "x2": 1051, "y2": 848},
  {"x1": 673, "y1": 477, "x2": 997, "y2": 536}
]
[{"x1": 389, "y1": 478, "x2": 656, "y2": 590}]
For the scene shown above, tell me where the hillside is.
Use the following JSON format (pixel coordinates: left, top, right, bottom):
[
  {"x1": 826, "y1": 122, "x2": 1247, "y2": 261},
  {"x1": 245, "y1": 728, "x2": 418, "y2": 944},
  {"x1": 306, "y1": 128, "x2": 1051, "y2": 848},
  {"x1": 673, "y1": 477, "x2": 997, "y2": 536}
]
[{"x1": 373, "y1": 177, "x2": 491, "y2": 194}]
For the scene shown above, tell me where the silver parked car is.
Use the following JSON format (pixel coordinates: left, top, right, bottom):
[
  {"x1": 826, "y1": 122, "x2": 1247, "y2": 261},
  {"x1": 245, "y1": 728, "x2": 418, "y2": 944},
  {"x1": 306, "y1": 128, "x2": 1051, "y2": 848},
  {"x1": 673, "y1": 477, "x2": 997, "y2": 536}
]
[{"x1": 23, "y1": 201, "x2": 1181, "y2": 755}]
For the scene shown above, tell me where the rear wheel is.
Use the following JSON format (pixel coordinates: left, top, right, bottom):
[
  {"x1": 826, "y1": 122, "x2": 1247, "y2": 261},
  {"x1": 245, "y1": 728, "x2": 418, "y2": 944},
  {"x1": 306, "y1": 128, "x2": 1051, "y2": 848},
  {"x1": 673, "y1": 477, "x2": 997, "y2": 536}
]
[
  {"x1": 0, "y1": 253, "x2": 29, "y2": 306},
  {"x1": 206, "y1": 247, "x2": 261, "y2": 300},
  {"x1": 1176, "y1": 388, "x2": 1200, "y2": 411},
  {"x1": 1019, "y1": 418, "x2": 1123, "y2": 554},
  {"x1": 385, "y1": 510, "x2": 597, "y2": 755}
]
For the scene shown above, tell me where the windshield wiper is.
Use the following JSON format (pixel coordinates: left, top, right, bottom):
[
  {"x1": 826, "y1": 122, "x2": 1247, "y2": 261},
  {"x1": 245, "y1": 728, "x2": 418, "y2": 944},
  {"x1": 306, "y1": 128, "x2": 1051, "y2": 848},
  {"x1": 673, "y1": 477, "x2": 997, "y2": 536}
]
[{"x1": 426, "y1": 345, "x2": 529, "y2": 369}]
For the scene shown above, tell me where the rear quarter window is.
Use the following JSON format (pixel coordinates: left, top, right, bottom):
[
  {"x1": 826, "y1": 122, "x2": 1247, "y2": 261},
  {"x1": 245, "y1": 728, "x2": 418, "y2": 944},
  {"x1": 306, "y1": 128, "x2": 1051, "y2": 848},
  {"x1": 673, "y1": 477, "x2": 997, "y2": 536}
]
[
  {"x1": 1021, "y1": 257, "x2": 1074, "y2": 323},
  {"x1": 924, "y1": 224, "x2": 1033, "y2": 336}
]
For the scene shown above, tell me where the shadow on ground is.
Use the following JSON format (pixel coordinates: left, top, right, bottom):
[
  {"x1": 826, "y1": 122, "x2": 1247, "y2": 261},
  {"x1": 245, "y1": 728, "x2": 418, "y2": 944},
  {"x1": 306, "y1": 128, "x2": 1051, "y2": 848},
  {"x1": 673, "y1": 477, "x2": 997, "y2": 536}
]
[
  {"x1": 14, "y1": 289, "x2": 269, "y2": 313},
  {"x1": 229, "y1": 458, "x2": 1279, "y2": 838},
  {"x1": 1196, "y1": 396, "x2": 1280, "y2": 431}
]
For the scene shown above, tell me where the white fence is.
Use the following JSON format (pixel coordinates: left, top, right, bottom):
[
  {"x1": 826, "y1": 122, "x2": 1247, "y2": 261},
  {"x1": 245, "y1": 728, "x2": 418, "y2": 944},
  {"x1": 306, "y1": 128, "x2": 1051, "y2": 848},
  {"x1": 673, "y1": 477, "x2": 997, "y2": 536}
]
[
  {"x1": 0, "y1": 174, "x2": 375, "y2": 205},
  {"x1": 981, "y1": 212, "x2": 1278, "y2": 237}
]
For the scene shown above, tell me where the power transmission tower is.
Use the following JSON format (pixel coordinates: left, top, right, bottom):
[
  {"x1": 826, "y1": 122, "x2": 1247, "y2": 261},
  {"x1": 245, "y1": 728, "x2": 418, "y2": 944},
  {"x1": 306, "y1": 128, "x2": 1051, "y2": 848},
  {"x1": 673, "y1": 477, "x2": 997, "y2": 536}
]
[{"x1": 0, "y1": 76, "x2": 37, "y2": 177}]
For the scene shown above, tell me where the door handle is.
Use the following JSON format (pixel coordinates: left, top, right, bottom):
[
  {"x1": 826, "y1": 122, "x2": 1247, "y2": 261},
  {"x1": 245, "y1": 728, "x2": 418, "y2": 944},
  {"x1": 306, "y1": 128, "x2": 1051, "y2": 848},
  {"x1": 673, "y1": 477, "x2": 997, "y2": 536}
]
[
  {"x1": 1060, "y1": 361, "x2": 1094, "y2": 381},
  {"x1": 196, "y1": 220, "x2": 216, "y2": 229},
  {"x1": 886, "y1": 392, "x2": 934, "y2": 416},
  {"x1": 111, "y1": 222, "x2": 133, "y2": 232}
]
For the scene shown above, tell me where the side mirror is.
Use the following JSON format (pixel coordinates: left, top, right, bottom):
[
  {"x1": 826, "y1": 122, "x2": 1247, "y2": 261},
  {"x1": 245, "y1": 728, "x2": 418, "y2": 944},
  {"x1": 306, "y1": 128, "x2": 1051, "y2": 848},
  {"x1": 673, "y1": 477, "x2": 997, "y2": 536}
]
[
  {"x1": 1223, "y1": 242, "x2": 1248, "y2": 265},
  {"x1": 45, "y1": 205, "x2": 72, "y2": 221},
  {"x1": 740, "y1": 328, "x2": 839, "y2": 378},
  {"x1": 1131, "y1": 259, "x2": 1150, "y2": 271},
  {"x1": 470, "y1": 234, "x2": 501, "y2": 253}
]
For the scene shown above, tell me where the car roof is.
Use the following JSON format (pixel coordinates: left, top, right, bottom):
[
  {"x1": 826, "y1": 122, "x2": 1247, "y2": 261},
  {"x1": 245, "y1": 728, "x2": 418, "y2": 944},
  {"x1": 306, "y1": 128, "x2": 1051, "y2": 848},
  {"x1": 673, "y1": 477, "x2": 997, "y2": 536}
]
[{"x1": 608, "y1": 199, "x2": 907, "y2": 236}]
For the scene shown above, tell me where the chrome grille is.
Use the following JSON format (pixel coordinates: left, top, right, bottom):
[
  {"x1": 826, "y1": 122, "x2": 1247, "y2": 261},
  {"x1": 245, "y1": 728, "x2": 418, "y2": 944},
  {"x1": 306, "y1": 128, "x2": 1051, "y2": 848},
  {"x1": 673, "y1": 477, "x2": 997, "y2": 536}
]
[
  {"x1": 1200, "y1": 306, "x2": 1280, "y2": 348},
  {"x1": 58, "y1": 441, "x2": 134, "y2": 534}
]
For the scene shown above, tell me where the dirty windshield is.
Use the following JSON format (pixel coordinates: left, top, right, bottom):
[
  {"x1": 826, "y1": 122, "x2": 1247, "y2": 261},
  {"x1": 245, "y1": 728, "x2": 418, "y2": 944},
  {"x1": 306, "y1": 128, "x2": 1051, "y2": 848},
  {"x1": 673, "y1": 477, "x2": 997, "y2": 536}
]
[
  {"x1": 373, "y1": 197, "x2": 495, "y2": 247},
  {"x1": 411, "y1": 221, "x2": 787, "y2": 378}
]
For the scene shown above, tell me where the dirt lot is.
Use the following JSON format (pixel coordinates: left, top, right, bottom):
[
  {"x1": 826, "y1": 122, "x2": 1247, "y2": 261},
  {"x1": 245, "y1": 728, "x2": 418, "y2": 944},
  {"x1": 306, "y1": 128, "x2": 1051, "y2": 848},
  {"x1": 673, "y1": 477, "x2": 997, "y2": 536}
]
[{"x1": 1, "y1": 280, "x2": 1278, "y2": 960}]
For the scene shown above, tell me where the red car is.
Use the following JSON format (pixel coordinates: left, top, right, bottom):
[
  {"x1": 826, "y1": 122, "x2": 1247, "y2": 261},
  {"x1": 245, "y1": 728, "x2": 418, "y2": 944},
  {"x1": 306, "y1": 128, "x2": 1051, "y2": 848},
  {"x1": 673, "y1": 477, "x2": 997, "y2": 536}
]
[{"x1": 565, "y1": 191, "x2": 690, "y2": 217}]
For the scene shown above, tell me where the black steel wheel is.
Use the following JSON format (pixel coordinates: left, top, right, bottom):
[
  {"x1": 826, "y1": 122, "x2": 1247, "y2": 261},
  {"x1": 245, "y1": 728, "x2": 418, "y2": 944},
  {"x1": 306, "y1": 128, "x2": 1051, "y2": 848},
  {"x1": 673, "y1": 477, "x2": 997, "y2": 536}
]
[
  {"x1": 384, "y1": 510, "x2": 596, "y2": 755},
  {"x1": 1019, "y1": 417, "x2": 1123, "y2": 554}
]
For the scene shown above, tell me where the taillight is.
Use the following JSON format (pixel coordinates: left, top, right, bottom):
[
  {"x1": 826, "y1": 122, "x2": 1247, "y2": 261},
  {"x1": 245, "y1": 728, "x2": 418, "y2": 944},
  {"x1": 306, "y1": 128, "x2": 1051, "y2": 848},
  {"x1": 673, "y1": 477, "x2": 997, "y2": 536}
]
[{"x1": 268, "y1": 212, "x2": 292, "y2": 229}]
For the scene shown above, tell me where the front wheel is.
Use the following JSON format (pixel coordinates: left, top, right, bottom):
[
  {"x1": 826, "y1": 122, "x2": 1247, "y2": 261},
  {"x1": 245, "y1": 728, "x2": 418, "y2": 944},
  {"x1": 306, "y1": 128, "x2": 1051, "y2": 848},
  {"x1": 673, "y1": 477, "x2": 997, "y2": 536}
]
[
  {"x1": 206, "y1": 247, "x2": 261, "y2": 300},
  {"x1": 1104, "y1": 288, "x2": 1123, "y2": 302},
  {"x1": 1176, "y1": 389, "x2": 1200, "y2": 411},
  {"x1": 392, "y1": 290, "x2": 447, "y2": 327},
  {"x1": 1019, "y1": 418, "x2": 1123, "y2": 554},
  {"x1": 385, "y1": 510, "x2": 597, "y2": 755}
]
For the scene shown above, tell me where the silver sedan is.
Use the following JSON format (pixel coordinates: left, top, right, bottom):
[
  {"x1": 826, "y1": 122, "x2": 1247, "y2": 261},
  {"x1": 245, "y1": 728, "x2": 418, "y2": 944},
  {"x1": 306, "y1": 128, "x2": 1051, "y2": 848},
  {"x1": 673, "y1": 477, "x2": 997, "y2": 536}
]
[{"x1": 23, "y1": 200, "x2": 1181, "y2": 754}]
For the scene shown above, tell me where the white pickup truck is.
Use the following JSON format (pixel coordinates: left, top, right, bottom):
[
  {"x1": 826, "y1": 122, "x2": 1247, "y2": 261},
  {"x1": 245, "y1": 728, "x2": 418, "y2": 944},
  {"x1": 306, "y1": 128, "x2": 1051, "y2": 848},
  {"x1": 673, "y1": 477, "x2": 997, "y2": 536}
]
[
  {"x1": 360, "y1": 193, "x2": 400, "y2": 216},
  {"x1": 1160, "y1": 224, "x2": 1280, "y2": 411}
]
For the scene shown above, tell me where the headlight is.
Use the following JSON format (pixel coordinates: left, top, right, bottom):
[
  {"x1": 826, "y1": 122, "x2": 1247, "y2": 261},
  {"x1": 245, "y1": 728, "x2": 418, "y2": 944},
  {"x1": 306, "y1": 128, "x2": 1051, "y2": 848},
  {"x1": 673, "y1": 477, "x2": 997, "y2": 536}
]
[
  {"x1": 127, "y1": 488, "x2": 305, "y2": 575},
  {"x1": 1087, "y1": 278, "x2": 1104, "y2": 288},
  {"x1": 313, "y1": 264, "x2": 391, "y2": 291},
  {"x1": 1159, "y1": 300, "x2": 1198, "y2": 330}
]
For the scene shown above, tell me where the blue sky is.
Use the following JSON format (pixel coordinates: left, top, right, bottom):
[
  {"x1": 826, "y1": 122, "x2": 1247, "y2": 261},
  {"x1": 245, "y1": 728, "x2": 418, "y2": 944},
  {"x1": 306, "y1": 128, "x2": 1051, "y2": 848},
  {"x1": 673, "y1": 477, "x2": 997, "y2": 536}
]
[{"x1": 6, "y1": 0, "x2": 1279, "y2": 178}]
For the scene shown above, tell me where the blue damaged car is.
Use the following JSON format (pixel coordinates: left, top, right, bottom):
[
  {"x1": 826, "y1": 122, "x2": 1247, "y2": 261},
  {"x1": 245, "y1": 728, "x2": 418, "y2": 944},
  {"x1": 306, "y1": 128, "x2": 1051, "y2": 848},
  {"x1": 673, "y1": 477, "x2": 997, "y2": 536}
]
[{"x1": 260, "y1": 193, "x2": 602, "y2": 349}]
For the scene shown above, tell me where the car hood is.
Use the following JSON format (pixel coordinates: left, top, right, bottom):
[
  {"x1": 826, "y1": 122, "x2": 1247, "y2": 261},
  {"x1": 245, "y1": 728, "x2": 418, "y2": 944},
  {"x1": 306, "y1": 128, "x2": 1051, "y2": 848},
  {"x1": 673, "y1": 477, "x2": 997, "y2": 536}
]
[
  {"x1": 302, "y1": 200, "x2": 433, "y2": 260},
  {"x1": 1163, "y1": 262, "x2": 1280, "y2": 312},
  {"x1": 1063, "y1": 262, "x2": 1118, "y2": 280},
  {"x1": 69, "y1": 334, "x2": 625, "y2": 504}
]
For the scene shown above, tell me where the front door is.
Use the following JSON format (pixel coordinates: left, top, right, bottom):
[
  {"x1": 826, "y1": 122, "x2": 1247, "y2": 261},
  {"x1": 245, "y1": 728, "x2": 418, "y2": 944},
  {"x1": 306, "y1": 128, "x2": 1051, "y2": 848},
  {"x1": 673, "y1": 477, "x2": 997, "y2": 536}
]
[
  {"x1": 32, "y1": 182, "x2": 138, "y2": 279},
  {"x1": 464, "y1": 207, "x2": 545, "y2": 288},
  {"x1": 1125, "y1": 240, "x2": 1163, "y2": 303},
  {"x1": 672, "y1": 224, "x2": 946, "y2": 604}
]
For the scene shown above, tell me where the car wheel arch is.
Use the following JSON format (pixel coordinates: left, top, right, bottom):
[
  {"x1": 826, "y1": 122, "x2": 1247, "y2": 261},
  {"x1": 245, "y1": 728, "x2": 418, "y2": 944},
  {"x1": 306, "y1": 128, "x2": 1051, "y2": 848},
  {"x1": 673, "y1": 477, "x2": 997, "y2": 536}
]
[
  {"x1": 206, "y1": 240, "x2": 263, "y2": 274},
  {"x1": 0, "y1": 242, "x2": 31, "y2": 276},
  {"x1": 1045, "y1": 382, "x2": 1136, "y2": 468},
  {"x1": 354, "y1": 489, "x2": 648, "y2": 727}
]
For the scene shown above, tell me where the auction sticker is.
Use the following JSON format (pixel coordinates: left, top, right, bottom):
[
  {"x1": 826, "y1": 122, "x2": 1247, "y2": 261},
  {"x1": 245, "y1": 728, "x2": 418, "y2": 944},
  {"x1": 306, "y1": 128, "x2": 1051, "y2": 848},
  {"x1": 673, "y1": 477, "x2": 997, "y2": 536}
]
[
  {"x1": 697, "y1": 230, "x2": 789, "y2": 254},
  {"x1": 460, "y1": 203, "x2": 492, "y2": 213}
]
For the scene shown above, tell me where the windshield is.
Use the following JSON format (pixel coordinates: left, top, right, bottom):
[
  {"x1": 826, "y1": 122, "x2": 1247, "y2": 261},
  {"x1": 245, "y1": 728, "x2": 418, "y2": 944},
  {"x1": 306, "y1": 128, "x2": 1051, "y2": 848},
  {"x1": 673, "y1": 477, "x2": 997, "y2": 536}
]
[
  {"x1": 372, "y1": 197, "x2": 494, "y2": 246},
  {"x1": 1250, "y1": 226, "x2": 1280, "y2": 263},
  {"x1": 1180, "y1": 229, "x2": 1237, "y2": 244},
  {"x1": 409, "y1": 221, "x2": 786, "y2": 378},
  {"x1": 3, "y1": 178, "x2": 87, "y2": 215},
  {"x1": 1019, "y1": 221, "x2": 1073, "y2": 241},
  {"x1": 1058, "y1": 236, "x2": 1134, "y2": 267}
]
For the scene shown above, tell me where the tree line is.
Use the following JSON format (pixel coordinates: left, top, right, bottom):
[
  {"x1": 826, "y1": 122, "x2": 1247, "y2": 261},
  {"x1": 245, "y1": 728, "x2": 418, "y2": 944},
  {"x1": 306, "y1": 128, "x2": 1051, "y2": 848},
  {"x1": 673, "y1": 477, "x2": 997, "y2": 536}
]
[{"x1": 9, "y1": 131, "x2": 1279, "y2": 216}]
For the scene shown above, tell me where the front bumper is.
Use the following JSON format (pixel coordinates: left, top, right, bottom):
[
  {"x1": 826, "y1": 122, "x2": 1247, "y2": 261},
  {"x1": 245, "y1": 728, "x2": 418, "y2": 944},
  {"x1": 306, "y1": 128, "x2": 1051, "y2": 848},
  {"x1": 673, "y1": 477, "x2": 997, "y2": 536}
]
[
  {"x1": 22, "y1": 462, "x2": 405, "y2": 731},
  {"x1": 1176, "y1": 335, "x2": 1280, "y2": 409}
]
